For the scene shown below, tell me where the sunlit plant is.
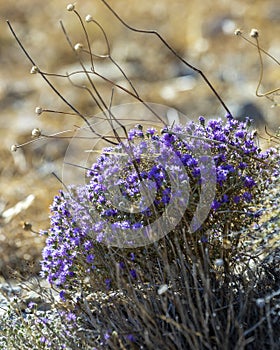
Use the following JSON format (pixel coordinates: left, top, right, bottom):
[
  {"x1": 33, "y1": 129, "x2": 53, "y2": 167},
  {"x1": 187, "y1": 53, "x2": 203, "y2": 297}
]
[
  {"x1": 2, "y1": 1, "x2": 280, "y2": 349},
  {"x1": 40, "y1": 114, "x2": 277, "y2": 297}
]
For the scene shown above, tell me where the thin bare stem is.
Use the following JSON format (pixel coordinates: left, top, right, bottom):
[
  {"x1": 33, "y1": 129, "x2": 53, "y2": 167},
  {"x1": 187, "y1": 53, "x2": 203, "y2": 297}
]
[
  {"x1": 74, "y1": 9, "x2": 95, "y2": 69},
  {"x1": 238, "y1": 34, "x2": 280, "y2": 66},
  {"x1": 99, "y1": 0, "x2": 232, "y2": 116},
  {"x1": 237, "y1": 31, "x2": 280, "y2": 106},
  {"x1": 254, "y1": 35, "x2": 280, "y2": 100},
  {"x1": 84, "y1": 16, "x2": 139, "y2": 96},
  {"x1": 59, "y1": 20, "x2": 111, "y2": 120},
  {"x1": 6, "y1": 21, "x2": 103, "y2": 139}
]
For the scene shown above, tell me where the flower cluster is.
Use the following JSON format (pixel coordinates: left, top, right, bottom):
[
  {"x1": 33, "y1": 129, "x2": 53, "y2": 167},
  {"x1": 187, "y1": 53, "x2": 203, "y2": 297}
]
[{"x1": 40, "y1": 114, "x2": 276, "y2": 293}]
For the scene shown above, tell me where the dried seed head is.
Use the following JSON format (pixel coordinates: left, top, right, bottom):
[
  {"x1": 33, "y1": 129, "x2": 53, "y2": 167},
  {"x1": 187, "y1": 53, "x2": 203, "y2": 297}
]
[
  {"x1": 32, "y1": 128, "x2": 41, "y2": 138},
  {"x1": 250, "y1": 28, "x2": 259, "y2": 38},
  {"x1": 85, "y1": 15, "x2": 93, "y2": 23},
  {"x1": 66, "y1": 3, "x2": 75, "y2": 11},
  {"x1": 136, "y1": 124, "x2": 143, "y2": 130},
  {"x1": 11, "y1": 144, "x2": 18, "y2": 152},
  {"x1": 35, "y1": 106, "x2": 43, "y2": 115},
  {"x1": 22, "y1": 221, "x2": 32, "y2": 231},
  {"x1": 74, "y1": 43, "x2": 84, "y2": 51},
  {"x1": 30, "y1": 66, "x2": 39, "y2": 74},
  {"x1": 234, "y1": 28, "x2": 242, "y2": 36}
]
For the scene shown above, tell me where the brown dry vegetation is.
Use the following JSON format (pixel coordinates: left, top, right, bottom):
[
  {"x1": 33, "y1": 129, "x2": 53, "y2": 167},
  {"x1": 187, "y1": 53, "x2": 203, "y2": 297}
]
[{"x1": 0, "y1": 0, "x2": 279, "y2": 278}]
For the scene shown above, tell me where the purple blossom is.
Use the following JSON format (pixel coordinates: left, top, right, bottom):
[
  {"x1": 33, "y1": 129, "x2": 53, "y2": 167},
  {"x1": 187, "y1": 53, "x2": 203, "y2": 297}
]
[
  {"x1": 201, "y1": 235, "x2": 208, "y2": 243},
  {"x1": 119, "y1": 261, "x2": 125, "y2": 269},
  {"x1": 59, "y1": 290, "x2": 66, "y2": 301},
  {"x1": 217, "y1": 170, "x2": 228, "y2": 185},
  {"x1": 126, "y1": 334, "x2": 136, "y2": 342},
  {"x1": 243, "y1": 176, "x2": 256, "y2": 188},
  {"x1": 86, "y1": 254, "x2": 95, "y2": 263},
  {"x1": 130, "y1": 269, "x2": 137, "y2": 279},
  {"x1": 238, "y1": 162, "x2": 247, "y2": 170},
  {"x1": 65, "y1": 312, "x2": 77, "y2": 323},
  {"x1": 235, "y1": 130, "x2": 245, "y2": 138},
  {"x1": 221, "y1": 194, "x2": 229, "y2": 203},
  {"x1": 243, "y1": 192, "x2": 253, "y2": 202},
  {"x1": 132, "y1": 222, "x2": 143, "y2": 229},
  {"x1": 198, "y1": 116, "x2": 205, "y2": 126},
  {"x1": 128, "y1": 128, "x2": 144, "y2": 140},
  {"x1": 130, "y1": 252, "x2": 135, "y2": 261},
  {"x1": 233, "y1": 196, "x2": 241, "y2": 204},
  {"x1": 84, "y1": 240, "x2": 93, "y2": 251},
  {"x1": 40, "y1": 336, "x2": 47, "y2": 344},
  {"x1": 104, "y1": 332, "x2": 110, "y2": 341},
  {"x1": 105, "y1": 278, "x2": 111, "y2": 290},
  {"x1": 27, "y1": 301, "x2": 36, "y2": 309},
  {"x1": 146, "y1": 127, "x2": 156, "y2": 136},
  {"x1": 212, "y1": 200, "x2": 221, "y2": 211}
]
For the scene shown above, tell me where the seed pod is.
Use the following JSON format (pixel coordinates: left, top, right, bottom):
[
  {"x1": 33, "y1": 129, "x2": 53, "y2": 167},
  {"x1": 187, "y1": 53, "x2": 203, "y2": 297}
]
[
  {"x1": 250, "y1": 28, "x2": 259, "y2": 38},
  {"x1": 32, "y1": 128, "x2": 41, "y2": 138},
  {"x1": 11, "y1": 144, "x2": 18, "y2": 152},
  {"x1": 67, "y1": 4, "x2": 75, "y2": 11}
]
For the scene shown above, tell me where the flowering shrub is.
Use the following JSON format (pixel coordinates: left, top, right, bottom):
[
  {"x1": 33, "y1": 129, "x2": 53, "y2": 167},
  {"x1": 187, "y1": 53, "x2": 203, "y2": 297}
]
[
  {"x1": 4, "y1": 3, "x2": 280, "y2": 347},
  {"x1": 40, "y1": 114, "x2": 277, "y2": 295}
]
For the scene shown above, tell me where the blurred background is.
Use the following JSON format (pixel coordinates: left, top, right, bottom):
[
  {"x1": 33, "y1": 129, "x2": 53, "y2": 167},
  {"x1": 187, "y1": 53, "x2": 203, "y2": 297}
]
[{"x1": 0, "y1": 0, "x2": 279, "y2": 278}]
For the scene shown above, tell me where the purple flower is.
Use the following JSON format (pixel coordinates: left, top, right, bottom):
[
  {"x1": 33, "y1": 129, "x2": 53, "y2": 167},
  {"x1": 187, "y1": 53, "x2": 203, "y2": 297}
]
[
  {"x1": 130, "y1": 252, "x2": 135, "y2": 261},
  {"x1": 84, "y1": 240, "x2": 93, "y2": 251},
  {"x1": 86, "y1": 254, "x2": 95, "y2": 263},
  {"x1": 130, "y1": 269, "x2": 137, "y2": 279},
  {"x1": 221, "y1": 164, "x2": 235, "y2": 172},
  {"x1": 126, "y1": 334, "x2": 136, "y2": 342},
  {"x1": 212, "y1": 200, "x2": 221, "y2": 211},
  {"x1": 40, "y1": 336, "x2": 47, "y2": 344},
  {"x1": 162, "y1": 132, "x2": 175, "y2": 146},
  {"x1": 105, "y1": 278, "x2": 111, "y2": 290},
  {"x1": 243, "y1": 176, "x2": 256, "y2": 188},
  {"x1": 128, "y1": 128, "x2": 144, "y2": 140},
  {"x1": 59, "y1": 290, "x2": 66, "y2": 301},
  {"x1": 238, "y1": 162, "x2": 247, "y2": 170},
  {"x1": 66, "y1": 312, "x2": 77, "y2": 323},
  {"x1": 132, "y1": 222, "x2": 143, "y2": 229},
  {"x1": 208, "y1": 120, "x2": 219, "y2": 130},
  {"x1": 221, "y1": 194, "x2": 229, "y2": 203},
  {"x1": 243, "y1": 192, "x2": 253, "y2": 202},
  {"x1": 201, "y1": 235, "x2": 208, "y2": 243},
  {"x1": 146, "y1": 127, "x2": 156, "y2": 136},
  {"x1": 217, "y1": 170, "x2": 228, "y2": 185},
  {"x1": 233, "y1": 196, "x2": 241, "y2": 204},
  {"x1": 27, "y1": 301, "x2": 36, "y2": 309},
  {"x1": 198, "y1": 116, "x2": 205, "y2": 126},
  {"x1": 104, "y1": 332, "x2": 110, "y2": 340},
  {"x1": 235, "y1": 130, "x2": 245, "y2": 138},
  {"x1": 119, "y1": 261, "x2": 125, "y2": 269}
]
